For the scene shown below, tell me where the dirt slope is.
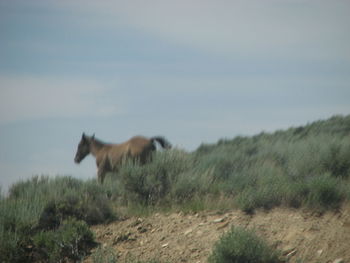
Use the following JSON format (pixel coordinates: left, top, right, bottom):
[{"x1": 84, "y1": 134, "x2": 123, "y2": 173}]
[{"x1": 85, "y1": 206, "x2": 350, "y2": 263}]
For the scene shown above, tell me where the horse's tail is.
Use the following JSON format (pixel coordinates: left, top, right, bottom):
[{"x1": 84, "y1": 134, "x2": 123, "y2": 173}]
[{"x1": 151, "y1": 136, "x2": 172, "y2": 149}]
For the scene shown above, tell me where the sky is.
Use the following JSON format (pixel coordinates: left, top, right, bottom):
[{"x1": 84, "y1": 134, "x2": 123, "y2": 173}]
[{"x1": 1, "y1": 0, "x2": 350, "y2": 192}]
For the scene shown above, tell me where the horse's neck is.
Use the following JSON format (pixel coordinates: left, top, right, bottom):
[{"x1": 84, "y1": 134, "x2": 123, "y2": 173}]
[{"x1": 90, "y1": 139, "x2": 106, "y2": 156}]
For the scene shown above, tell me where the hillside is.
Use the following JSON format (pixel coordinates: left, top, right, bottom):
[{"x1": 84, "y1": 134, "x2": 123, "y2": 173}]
[
  {"x1": 85, "y1": 205, "x2": 350, "y2": 263},
  {"x1": 1, "y1": 114, "x2": 350, "y2": 262},
  {"x1": 196, "y1": 115, "x2": 350, "y2": 155}
]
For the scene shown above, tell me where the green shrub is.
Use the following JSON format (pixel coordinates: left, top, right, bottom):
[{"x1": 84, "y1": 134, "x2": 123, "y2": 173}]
[
  {"x1": 9, "y1": 176, "x2": 116, "y2": 229},
  {"x1": 118, "y1": 149, "x2": 193, "y2": 205},
  {"x1": 283, "y1": 181, "x2": 309, "y2": 208},
  {"x1": 235, "y1": 187, "x2": 282, "y2": 214},
  {"x1": 208, "y1": 227, "x2": 280, "y2": 263},
  {"x1": 32, "y1": 218, "x2": 96, "y2": 263},
  {"x1": 0, "y1": 221, "x2": 32, "y2": 263},
  {"x1": 234, "y1": 162, "x2": 289, "y2": 212},
  {"x1": 92, "y1": 246, "x2": 118, "y2": 263},
  {"x1": 321, "y1": 140, "x2": 350, "y2": 178},
  {"x1": 304, "y1": 173, "x2": 345, "y2": 211},
  {"x1": 196, "y1": 152, "x2": 236, "y2": 181},
  {"x1": 0, "y1": 195, "x2": 45, "y2": 262},
  {"x1": 0, "y1": 176, "x2": 115, "y2": 263},
  {"x1": 38, "y1": 192, "x2": 115, "y2": 229},
  {"x1": 169, "y1": 171, "x2": 198, "y2": 201},
  {"x1": 8, "y1": 175, "x2": 83, "y2": 200}
]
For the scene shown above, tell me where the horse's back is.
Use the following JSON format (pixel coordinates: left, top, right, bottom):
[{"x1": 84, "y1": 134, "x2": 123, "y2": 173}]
[
  {"x1": 125, "y1": 136, "x2": 154, "y2": 161},
  {"x1": 128, "y1": 136, "x2": 153, "y2": 151},
  {"x1": 129, "y1": 136, "x2": 151, "y2": 146},
  {"x1": 104, "y1": 136, "x2": 155, "y2": 166}
]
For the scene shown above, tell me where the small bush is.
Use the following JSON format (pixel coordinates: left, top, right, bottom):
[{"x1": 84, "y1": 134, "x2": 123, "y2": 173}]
[
  {"x1": 118, "y1": 149, "x2": 193, "y2": 205},
  {"x1": 0, "y1": 223, "x2": 32, "y2": 263},
  {"x1": 208, "y1": 226, "x2": 280, "y2": 263},
  {"x1": 37, "y1": 194, "x2": 115, "y2": 230},
  {"x1": 8, "y1": 175, "x2": 83, "y2": 200},
  {"x1": 0, "y1": 176, "x2": 115, "y2": 263},
  {"x1": 234, "y1": 163, "x2": 289, "y2": 213},
  {"x1": 92, "y1": 246, "x2": 118, "y2": 263},
  {"x1": 32, "y1": 218, "x2": 96, "y2": 263},
  {"x1": 170, "y1": 172, "x2": 198, "y2": 201},
  {"x1": 0, "y1": 196, "x2": 45, "y2": 262},
  {"x1": 322, "y1": 141, "x2": 350, "y2": 178},
  {"x1": 283, "y1": 181, "x2": 309, "y2": 208},
  {"x1": 305, "y1": 174, "x2": 344, "y2": 211}
]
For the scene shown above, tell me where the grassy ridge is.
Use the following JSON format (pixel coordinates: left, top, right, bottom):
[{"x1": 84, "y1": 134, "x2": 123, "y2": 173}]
[
  {"x1": 113, "y1": 115, "x2": 350, "y2": 213},
  {"x1": 1, "y1": 115, "x2": 350, "y2": 262},
  {"x1": 194, "y1": 115, "x2": 350, "y2": 211}
]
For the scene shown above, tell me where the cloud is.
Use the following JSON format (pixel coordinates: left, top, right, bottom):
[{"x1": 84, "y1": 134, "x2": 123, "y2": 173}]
[
  {"x1": 45, "y1": 0, "x2": 350, "y2": 61},
  {"x1": 3, "y1": 0, "x2": 349, "y2": 75},
  {"x1": 0, "y1": 75, "x2": 124, "y2": 123}
]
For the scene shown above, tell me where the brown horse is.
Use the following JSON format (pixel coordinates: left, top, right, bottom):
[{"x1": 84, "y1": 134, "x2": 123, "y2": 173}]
[{"x1": 74, "y1": 133, "x2": 171, "y2": 183}]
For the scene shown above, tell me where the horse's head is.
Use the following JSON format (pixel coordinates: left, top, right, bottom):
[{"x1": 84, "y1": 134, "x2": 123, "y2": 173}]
[{"x1": 74, "y1": 133, "x2": 94, "y2": 164}]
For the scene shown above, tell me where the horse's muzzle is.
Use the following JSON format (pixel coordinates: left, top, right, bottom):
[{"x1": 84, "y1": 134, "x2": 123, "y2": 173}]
[{"x1": 74, "y1": 155, "x2": 81, "y2": 164}]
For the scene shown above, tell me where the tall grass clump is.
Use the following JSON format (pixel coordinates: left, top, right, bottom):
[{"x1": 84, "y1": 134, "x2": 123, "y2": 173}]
[
  {"x1": 91, "y1": 246, "x2": 118, "y2": 263},
  {"x1": 304, "y1": 173, "x2": 345, "y2": 211},
  {"x1": 116, "y1": 149, "x2": 195, "y2": 206},
  {"x1": 0, "y1": 175, "x2": 115, "y2": 262},
  {"x1": 32, "y1": 218, "x2": 95, "y2": 263},
  {"x1": 208, "y1": 226, "x2": 280, "y2": 263},
  {"x1": 112, "y1": 148, "x2": 224, "y2": 212},
  {"x1": 8, "y1": 176, "x2": 115, "y2": 226}
]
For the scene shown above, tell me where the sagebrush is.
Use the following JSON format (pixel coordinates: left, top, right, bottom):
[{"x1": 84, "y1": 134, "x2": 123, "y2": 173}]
[{"x1": 208, "y1": 226, "x2": 280, "y2": 263}]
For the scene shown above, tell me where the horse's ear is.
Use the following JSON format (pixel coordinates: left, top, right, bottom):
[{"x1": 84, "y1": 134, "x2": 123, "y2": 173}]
[{"x1": 82, "y1": 133, "x2": 86, "y2": 140}]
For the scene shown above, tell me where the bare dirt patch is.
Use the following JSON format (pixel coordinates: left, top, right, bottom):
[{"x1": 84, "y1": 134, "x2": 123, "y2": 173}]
[{"x1": 85, "y1": 205, "x2": 350, "y2": 263}]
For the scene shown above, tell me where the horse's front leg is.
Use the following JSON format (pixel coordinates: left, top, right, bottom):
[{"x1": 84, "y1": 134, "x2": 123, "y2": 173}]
[
  {"x1": 97, "y1": 159, "x2": 109, "y2": 184},
  {"x1": 97, "y1": 167, "x2": 106, "y2": 184}
]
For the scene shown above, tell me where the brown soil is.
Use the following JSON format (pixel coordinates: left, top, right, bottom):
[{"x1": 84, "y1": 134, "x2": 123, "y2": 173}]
[{"x1": 84, "y1": 205, "x2": 350, "y2": 263}]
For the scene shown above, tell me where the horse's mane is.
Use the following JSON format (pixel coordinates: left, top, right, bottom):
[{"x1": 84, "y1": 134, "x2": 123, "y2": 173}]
[{"x1": 90, "y1": 136, "x2": 107, "y2": 149}]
